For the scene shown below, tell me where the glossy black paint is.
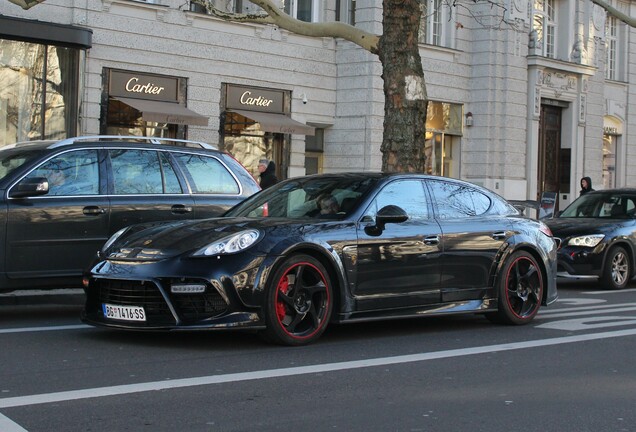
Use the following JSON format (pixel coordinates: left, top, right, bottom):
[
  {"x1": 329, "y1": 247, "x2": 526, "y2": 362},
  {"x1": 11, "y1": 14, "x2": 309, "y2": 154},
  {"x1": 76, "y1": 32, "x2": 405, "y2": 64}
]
[
  {"x1": 82, "y1": 173, "x2": 558, "y2": 344},
  {"x1": 0, "y1": 138, "x2": 260, "y2": 291},
  {"x1": 544, "y1": 188, "x2": 636, "y2": 288}
]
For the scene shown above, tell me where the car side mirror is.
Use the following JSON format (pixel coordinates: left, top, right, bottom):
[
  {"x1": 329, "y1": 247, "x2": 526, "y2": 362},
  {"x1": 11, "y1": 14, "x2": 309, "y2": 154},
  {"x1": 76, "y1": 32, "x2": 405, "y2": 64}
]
[
  {"x1": 365, "y1": 205, "x2": 408, "y2": 236},
  {"x1": 9, "y1": 177, "x2": 49, "y2": 198}
]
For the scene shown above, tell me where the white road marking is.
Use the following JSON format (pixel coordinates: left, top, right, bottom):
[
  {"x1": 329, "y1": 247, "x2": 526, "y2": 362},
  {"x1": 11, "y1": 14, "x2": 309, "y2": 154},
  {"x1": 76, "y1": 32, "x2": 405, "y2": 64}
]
[
  {"x1": 537, "y1": 304, "x2": 636, "y2": 319},
  {"x1": 0, "y1": 325, "x2": 89, "y2": 335},
  {"x1": 0, "y1": 413, "x2": 28, "y2": 432},
  {"x1": 586, "y1": 288, "x2": 636, "y2": 294},
  {"x1": 1, "y1": 328, "x2": 636, "y2": 410},
  {"x1": 555, "y1": 298, "x2": 606, "y2": 306},
  {"x1": 537, "y1": 316, "x2": 636, "y2": 331}
]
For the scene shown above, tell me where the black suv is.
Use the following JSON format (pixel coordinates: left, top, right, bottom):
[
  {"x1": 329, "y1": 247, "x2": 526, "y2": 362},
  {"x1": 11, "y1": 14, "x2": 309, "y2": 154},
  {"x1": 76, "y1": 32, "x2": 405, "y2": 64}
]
[{"x1": 0, "y1": 136, "x2": 260, "y2": 292}]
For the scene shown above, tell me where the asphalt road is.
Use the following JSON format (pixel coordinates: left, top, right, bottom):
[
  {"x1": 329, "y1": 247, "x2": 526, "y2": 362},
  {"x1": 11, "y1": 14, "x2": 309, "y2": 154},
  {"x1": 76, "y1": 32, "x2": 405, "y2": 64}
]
[{"x1": 1, "y1": 279, "x2": 636, "y2": 432}]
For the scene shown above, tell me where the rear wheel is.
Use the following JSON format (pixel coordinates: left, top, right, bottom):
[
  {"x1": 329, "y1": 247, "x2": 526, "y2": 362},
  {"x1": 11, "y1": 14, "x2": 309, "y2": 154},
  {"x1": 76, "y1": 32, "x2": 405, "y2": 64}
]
[
  {"x1": 489, "y1": 250, "x2": 543, "y2": 325},
  {"x1": 261, "y1": 254, "x2": 332, "y2": 346},
  {"x1": 601, "y1": 246, "x2": 631, "y2": 290}
]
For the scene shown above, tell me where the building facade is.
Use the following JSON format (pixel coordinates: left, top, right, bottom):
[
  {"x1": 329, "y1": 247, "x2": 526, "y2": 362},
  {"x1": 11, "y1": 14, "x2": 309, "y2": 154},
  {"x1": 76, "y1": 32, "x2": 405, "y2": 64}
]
[{"x1": 1, "y1": 0, "x2": 634, "y2": 207}]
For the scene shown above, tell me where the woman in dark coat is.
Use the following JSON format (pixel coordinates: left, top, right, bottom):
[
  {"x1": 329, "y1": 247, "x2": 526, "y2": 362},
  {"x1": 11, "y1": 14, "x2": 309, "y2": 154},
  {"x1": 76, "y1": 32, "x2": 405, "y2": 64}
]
[
  {"x1": 580, "y1": 176, "x2": 594, "y2": 195},
  {"x1": 258, "y1": 159, "x2": 278, "y2": 189}
]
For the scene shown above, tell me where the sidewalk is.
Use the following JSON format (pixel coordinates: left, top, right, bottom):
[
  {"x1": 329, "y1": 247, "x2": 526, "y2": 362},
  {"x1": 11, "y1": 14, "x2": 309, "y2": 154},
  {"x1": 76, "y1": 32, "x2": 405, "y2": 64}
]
[{"x1": 0, "y1": 289, "x2": 85, "y2": 306}]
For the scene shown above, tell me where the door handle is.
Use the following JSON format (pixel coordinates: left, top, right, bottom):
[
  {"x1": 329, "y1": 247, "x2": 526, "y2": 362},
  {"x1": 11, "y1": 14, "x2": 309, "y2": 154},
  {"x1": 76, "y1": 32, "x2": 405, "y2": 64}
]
[
  {"x1": 492, "y1": 231, "x2": 507, "y2": 240},
  {"x1": 424, "y1": 235, "x2": 440, "y2": 245},
  {"x1": 83, "y1": 206, "x2": 106, "y2": 215},
  {"x1": 171, "y1": 204, "x2": 193, "y2": 214}
]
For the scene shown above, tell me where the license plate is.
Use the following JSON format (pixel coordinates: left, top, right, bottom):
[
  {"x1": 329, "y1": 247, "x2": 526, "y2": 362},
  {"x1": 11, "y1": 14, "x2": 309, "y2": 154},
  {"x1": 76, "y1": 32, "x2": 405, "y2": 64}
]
[{"x1": 102, "y1": 303, "x2": 146, "y2": 322}]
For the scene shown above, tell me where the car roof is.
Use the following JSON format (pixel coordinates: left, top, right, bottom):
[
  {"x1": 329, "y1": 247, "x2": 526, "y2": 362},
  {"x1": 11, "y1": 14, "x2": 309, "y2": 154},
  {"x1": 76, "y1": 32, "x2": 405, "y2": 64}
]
[
  {"x1": 1, "y1": 136, "x2": 219, "y2": 152},
  {"x1": 586, "y1": 188, "x2": 636, "y2": 194}
]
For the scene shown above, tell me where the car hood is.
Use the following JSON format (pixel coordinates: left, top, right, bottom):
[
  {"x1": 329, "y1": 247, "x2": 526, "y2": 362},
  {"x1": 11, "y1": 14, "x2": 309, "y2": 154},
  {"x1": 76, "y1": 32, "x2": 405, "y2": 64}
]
[
  {"x1": 545, "y1": 217, "x2": 634, "y2": 238},
  {"x1": 109, "y1": 217, "x2": 307, "y2": 258}
]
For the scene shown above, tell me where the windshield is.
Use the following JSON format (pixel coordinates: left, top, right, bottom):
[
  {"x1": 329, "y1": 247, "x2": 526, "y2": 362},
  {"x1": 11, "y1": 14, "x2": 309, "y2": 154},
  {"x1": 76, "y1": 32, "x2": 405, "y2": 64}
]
[
  {"x1": 0, "y1": 147, "x2": 44, "y2": 182},
  {"x1": 226, "y1": 175, "x2": 378, "y2": 219},
  {"x1": 560, "y1": 192, "x2": 636, "y2": 219}
]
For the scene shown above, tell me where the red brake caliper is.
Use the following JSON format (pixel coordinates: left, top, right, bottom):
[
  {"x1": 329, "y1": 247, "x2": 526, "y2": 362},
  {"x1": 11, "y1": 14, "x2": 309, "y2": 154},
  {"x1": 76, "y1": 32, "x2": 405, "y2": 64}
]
[{"x1": 276, "y1": 275, "x2": 290, "y2": 322}]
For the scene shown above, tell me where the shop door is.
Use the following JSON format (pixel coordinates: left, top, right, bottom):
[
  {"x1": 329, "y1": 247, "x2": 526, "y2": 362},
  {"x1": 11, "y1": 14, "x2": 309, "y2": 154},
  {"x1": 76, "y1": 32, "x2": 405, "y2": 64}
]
[{"x1": 538, "y1": 105, "x2": 562, "y2": 210}]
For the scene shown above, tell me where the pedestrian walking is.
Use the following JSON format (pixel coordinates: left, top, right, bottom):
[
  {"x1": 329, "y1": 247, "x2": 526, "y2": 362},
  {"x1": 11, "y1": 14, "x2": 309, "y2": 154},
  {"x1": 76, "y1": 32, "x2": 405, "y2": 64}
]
[
  {"x1": 580, "y1": 177, "x2": 594, "y2": 195},
  {"x1": 258, "y1": 159, "x2": 278, "y2": 189}
]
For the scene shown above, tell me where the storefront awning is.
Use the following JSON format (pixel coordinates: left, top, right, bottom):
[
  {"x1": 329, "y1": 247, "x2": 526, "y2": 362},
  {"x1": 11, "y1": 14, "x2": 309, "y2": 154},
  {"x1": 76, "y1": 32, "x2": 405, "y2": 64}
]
[
  {"x1": 115, "y1": 97, "x2": 209, "y2": 126},
  {"x1": 231, "y1": 109, "x2": 315, "y2": 136}
]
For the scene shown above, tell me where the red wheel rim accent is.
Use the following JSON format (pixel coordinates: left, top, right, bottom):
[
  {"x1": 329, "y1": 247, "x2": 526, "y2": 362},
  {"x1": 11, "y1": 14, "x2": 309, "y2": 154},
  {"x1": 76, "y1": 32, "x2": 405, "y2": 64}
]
[
  {"x1": 505, "y1": 256, "x2": 543, "y2": 320},
  {"x1": 274, "y1": 262, "x2": 330, "y2": 340}
]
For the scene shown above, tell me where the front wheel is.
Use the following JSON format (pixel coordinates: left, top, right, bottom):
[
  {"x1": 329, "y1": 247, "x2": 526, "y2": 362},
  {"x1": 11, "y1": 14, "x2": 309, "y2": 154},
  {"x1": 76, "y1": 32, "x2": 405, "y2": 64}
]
[
  {"x1": 601, "y1": 246, "x2": 631, "y2": 290},
  {"x1": 261, "y1": 255, "x2": 333, "y2": 346},
  {"x1": 489, "y1": 250, "x2": 544, "y2": 325}
]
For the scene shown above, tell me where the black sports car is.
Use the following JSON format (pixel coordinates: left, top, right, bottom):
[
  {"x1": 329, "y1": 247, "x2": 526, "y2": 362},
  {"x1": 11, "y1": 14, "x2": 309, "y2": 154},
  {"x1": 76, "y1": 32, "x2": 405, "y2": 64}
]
[
  {"x1": 82, "y1": 173, "x2": 558, "y2": 345},
  {"x1": 545, "y1": 188, "x2": 636, "y2": 290}
]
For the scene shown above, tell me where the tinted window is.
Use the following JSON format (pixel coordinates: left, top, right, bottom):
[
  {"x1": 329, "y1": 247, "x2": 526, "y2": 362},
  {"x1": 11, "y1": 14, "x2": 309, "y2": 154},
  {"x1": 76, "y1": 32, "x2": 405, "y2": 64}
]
[
  {"x1": 110, "y1": 149, "x2": 181, "y2": 195},
  {"x1": 366, "y1": 180, "x2": 429, "y2": 220},
  {"x1": 25, "y1": 149, "x2": 99, "y2": 196},
  {"x1": 428, "y1": 180, "x2": 491, "y2": 218},
  {"x1": 173, "y1": 153, "x2": 240, "y2": 194}
]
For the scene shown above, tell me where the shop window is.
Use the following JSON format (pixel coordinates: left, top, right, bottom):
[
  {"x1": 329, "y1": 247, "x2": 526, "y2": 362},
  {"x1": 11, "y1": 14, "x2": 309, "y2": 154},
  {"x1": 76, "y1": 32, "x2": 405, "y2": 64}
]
[
  {"x1": 305, "y1": 128, "x2": 324, "y2": 175},
  {"x1": 0, "y1": 40, "x2": 80, "y2": 145},
  {"x1": 603, "y1": 133, "x2": 617, "y2": 189},
  {"x1": 418, "y1": 0, "x2": 456, "y2": 48},
  {"x1": 532, "y1": 0, "x2": 557, "y2": 58},
  {"x1": 335, "y1": 0, "x2": 355, "y2": 25},
  {"x1": 284, "y1": 0, "x2": 320, "y2": 22},
  {"x1": 105, "y1": 99, "x2": 180, "y2": 139}
]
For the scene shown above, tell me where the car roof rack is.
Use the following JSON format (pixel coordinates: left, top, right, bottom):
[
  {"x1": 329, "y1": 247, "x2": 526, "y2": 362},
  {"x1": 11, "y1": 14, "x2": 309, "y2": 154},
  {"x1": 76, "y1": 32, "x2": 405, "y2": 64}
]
[{"x1": 48, "y1": 135, "x2": 218, "y2": 150}]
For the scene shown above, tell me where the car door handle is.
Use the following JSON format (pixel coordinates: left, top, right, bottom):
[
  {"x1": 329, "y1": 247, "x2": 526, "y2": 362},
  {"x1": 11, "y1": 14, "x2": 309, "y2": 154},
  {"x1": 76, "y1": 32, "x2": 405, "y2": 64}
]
[
  {"x1": 424, "y1": 235, "x2": 440, "y2": 245},
  {"x1": 171, "y1": 204, "x2": 193, "y2": 214},
  {"x1": 492, "y1": 231, "x2": 507, "y2": 240},
  {"x1": 83, "y1": 206, "x2": 106, "y2": 215}
]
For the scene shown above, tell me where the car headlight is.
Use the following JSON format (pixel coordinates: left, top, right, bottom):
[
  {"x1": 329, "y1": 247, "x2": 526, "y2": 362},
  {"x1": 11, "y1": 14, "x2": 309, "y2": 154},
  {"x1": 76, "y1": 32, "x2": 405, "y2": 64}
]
[
  {"x1": 101, "y1": 227, "x2": 130, "y2": 253},
  {"x1": 567, "y1": 234, "x2": 605, "y2": 247},
  {"x1": 193, "y1": 230, "x2": 260, "y2": 256}
]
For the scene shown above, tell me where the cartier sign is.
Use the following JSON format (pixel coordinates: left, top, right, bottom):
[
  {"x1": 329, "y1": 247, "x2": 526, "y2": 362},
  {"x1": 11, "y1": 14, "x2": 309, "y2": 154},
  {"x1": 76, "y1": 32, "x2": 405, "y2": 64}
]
[
  {"x1": 109, "y1": 70, "x2": 179, "y2": 102},
  {"x1": 226, "y1": 84, "x2": 284, "y2": 113}
]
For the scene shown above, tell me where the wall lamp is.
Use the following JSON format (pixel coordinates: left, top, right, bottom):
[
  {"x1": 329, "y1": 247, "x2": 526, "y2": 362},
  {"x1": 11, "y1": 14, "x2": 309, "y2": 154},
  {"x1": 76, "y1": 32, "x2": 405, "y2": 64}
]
[{"x1": 465, "y1": 112, "x2": 473, "y2": 127}]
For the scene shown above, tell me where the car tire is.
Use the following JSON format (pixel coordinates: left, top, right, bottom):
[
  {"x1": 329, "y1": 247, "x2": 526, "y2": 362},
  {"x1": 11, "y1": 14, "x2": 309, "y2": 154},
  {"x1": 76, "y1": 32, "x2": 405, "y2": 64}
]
[
  {"x1": 488, "y1": 250, "x2": 544, "y2": 325},
  {"x1": 261, "y1": 254, "x2": 333, "y2": 346},
  {"x1": 601, "y1": 246, "x2": 631, "y2": 290}
]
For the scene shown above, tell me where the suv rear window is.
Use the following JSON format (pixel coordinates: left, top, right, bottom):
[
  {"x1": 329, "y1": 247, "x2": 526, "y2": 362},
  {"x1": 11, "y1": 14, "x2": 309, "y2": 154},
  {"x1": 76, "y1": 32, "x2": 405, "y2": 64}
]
[{"x1": 173, "y1": 153, "x2": 240, "y2": 194}]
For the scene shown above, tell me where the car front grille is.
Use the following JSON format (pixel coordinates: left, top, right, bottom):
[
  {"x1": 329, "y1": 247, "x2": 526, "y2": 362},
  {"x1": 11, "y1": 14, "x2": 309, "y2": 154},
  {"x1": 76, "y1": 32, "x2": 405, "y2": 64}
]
[
  {"x1": 95, "y1": 279, "x2": 175, "y2": 326},
  {"x1": 94, "y1": 278, "x2": 229, "y2": 325},
  {"x1": 165, "y1": 279, "x2": 229, "y2": 323}
]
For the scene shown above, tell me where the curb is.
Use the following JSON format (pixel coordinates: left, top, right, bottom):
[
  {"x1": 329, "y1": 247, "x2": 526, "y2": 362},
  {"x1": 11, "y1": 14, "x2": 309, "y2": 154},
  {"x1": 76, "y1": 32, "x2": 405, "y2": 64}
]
[{"x1": 0, "y1": 289, "x2": 85, "y2": 306}]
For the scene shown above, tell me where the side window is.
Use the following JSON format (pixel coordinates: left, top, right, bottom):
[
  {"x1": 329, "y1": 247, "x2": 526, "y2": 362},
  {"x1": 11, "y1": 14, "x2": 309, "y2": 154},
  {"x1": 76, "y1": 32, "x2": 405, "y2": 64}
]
[
  {"x1": 26, "y1": 150, "x2": 100, "y2": 196},
  {"x1": 366, "y1": 180, "x2": 429, "y2": 220},
  {"x1": 173, "y1": 153, "x2": 240, "y2": 194},
  {"x1": 110, "y1": 149, "x2": 169, "y2": 195},
  {"x1": 428, "y1": 180, "x2": 491, "y2": 218}
]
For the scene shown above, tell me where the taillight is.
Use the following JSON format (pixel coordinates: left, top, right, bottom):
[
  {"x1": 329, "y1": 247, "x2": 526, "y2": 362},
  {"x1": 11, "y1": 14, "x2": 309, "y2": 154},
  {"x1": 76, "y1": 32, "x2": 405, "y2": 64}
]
[{"x1": 539, "y1": 224, "x2": 553, "y2": 237}]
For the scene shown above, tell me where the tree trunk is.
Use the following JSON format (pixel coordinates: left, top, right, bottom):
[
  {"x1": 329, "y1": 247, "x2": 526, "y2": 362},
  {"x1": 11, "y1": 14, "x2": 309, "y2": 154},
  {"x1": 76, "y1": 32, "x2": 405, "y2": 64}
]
[{"x1": 378, "y1": 0, "x2": 428, "y2": 173}]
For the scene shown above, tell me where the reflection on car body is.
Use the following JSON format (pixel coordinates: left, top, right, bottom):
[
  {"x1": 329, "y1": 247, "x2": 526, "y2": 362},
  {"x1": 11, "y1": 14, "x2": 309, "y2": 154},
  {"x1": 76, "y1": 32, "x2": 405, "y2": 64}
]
[
  {"x1": 82, "y1": 173, "x2": 558, "y2": 345},
  {"x1": 544, "y1": 188, "x2": 636, "y2": 290}
]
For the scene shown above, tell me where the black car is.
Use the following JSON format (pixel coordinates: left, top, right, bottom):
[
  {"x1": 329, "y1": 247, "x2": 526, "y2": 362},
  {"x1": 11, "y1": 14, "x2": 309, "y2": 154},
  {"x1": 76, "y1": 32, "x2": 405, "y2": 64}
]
[
  {"x1": 545, "y1": 188, "x2": 636, "y2": 290},
  {"x1": 0, "y1": 136, "x2": 260, "y2": 292},
  {"x1": 82, "y1": 173, "x2": 558, "y2": 345}
]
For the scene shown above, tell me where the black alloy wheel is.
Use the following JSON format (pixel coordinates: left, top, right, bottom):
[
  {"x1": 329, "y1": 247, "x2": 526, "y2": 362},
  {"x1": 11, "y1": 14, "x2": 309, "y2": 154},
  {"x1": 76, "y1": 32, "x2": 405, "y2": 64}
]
[
  {"x1": 262, "y1": 254, "x2": 333, "y2": 346},
  {"x1": 489, "y1": 250, "x2": 544, "y2": 325},
  {"x1": 601, "y1": 246, "x2": 632, "y2": 290}
]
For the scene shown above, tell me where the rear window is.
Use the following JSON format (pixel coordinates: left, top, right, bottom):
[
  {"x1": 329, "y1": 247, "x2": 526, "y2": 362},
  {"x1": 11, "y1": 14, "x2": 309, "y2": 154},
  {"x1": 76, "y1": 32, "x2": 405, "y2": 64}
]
[{"x1": 173, "y1": 153, "x2": 240, "y2": 194}]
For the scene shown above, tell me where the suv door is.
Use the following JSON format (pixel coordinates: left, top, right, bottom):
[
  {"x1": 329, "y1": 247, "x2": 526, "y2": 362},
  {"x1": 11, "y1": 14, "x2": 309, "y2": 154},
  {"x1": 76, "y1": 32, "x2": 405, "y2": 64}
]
[
  {"x1": 106, "y1": 148, "x2": 196, "y2": 231},
  {"x1": 5, "y1": 149, "x2": 108, "y2": 282}
]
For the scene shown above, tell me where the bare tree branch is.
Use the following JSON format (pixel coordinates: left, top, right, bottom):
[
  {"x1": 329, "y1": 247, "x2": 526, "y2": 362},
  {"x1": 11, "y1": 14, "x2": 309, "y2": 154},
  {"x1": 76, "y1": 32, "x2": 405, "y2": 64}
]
[
  {"x1": 192, "y1": 0, "x2": 380, "y2": 53},
  {"x1": 590, "y1": 0, "x2": 636, "y2": 27}
]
